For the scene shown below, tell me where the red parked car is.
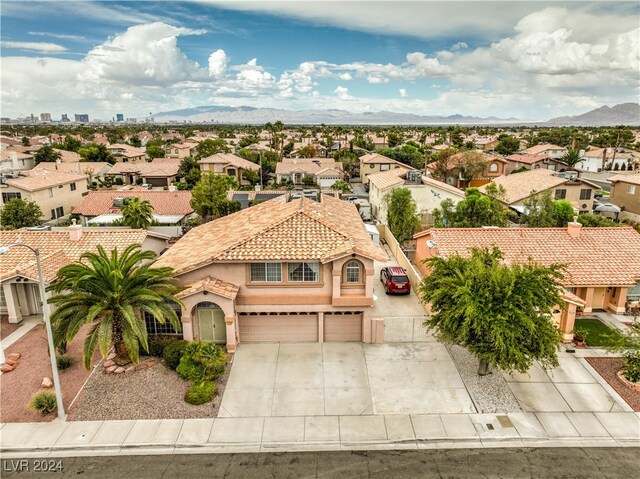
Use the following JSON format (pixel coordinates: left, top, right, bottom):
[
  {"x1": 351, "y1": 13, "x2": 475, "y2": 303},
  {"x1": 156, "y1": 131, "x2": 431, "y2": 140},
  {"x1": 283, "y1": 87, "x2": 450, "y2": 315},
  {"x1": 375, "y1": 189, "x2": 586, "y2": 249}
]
[{"x1": 380, "y1": 266, "x2": 411, "y2": 295}]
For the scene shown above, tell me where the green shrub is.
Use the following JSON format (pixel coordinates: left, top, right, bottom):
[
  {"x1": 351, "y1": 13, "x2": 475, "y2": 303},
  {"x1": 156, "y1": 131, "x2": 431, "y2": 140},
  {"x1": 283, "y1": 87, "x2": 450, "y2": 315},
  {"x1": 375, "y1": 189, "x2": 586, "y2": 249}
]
[
  {"x1": 184, "y1": 381, "x2": 216, "y2": 405},
  {"x1": 29, "y1": 391, "x2": 57, "y2": 415},
  {"x1": 114, "y1": 177, "x2": 123, "y2": 185},
  {"x1": 146, "y1": 335, "x2": 179, "y2": 357},
  {"x1": 622, "y1": 351, "x2": 640, "y2": 383},
  {"x1": 56, "y1": 354, "x2": 75, "y2": 370},
  {"x1": 163, "y1": 339, "x2": 188, "y2": 370},
  {"x1": 176, "y1": 340, "x2": 226, "y2": 381}
]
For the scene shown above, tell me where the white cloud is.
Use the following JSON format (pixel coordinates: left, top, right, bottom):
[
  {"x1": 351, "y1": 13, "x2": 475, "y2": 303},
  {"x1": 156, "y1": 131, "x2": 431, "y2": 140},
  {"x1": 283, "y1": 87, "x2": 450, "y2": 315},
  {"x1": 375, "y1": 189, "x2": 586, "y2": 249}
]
[
  {"x1": 208, "y1": 49, "x2": 228, "y2": 77},
  {"x1": 339, "y1": 72, "x2": 352, "y2": 80},
  {"x1": 0, "y1": 41, "x2": 67, "y2": 53},
  {"x1": 451, "y1": 42, "x2": 468, "y2": 51},
  {"x1": 29, "y1": 32, "x2": 85, "y2": 41},
  {"x1": 399, "y1": 88, "x2": 408, "y2": 97},
  {"x1": 334, "y1": 86, "x2": 354, "y2": 101}
]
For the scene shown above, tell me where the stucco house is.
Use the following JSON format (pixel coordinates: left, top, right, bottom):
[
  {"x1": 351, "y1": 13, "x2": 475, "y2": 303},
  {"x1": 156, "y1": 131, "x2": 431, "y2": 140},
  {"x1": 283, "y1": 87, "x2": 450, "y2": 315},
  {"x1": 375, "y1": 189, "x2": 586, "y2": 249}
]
[
  {"x1": 359, "y1": 153, "x2": 412, "y2": 186},
  {"x1": 505, "y1": 154, "x2": 566, "y2": 174},
  {"x1": 0, "y1": 226, "x2": 167, "y2": 324},
  {"x1": 106, "y1": 144, "x2": 147, "y2": 163},
  {"x1": 608, "y1": 173, "x2": 640, "y2": 222},
  {"x1": 1, "y1": 169, "x2": 88, "y2": 221},
  {"x1": 107, "y1": 159, "x2": 179, "y2": 187},
  {"x1": 426, "y1": 151, "x2": 508, "y2": 188},
  {"x1": 154, "y1": 194, "x2": 388, "y2": 351},
  {"x1": 367, "y1": 168, "x2": 465, "y2": 226},
  {"x1": 522, "y1": 143, "x2": 568, "y2": 159},
  {"x1": 413, "y1": 221, "x2": 640, "y2": 340},
  {"x1": 275, "y1": 158, "x2": 344, "y2": 187},
  {"x1": 166, "y1": 142, "x2": 197, "y2": 159},
  {"x1": 0, "y1": 150, "x2": 35, "y2": 175},
  {"x1": 198, "y1": 153, "x2": 260, "y2": 185},
  {"x1": 479, "y1": 169, "x2": 600, "y2": 215}
]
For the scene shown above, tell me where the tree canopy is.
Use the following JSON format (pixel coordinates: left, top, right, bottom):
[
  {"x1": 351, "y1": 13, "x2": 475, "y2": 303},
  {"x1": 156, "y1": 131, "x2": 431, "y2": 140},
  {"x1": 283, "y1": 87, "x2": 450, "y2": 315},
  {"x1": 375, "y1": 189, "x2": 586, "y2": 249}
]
[
  {"x1": 520, "y1": 190, "x2": 575, "y2": 228},
  {"x1": 78, "y1": 143, "x2": 115, "y2": 164},
  {"x1": 418, "y1": 247, "x2": 564, "y2": 374},
  {"x1": 194, "y1": 139, "x2": 230, "y2": 159},
  {"x1": 384, "y1": 187, "x2": 421, "y2": 243},
  {"x1": 495, "y1": 135, "x2": 521, "y2": 155},
  {"x1": 120, "y1": 197, "x2": 154, "y2": 229},
  {"x1": 190, "y1": 173, "x2": 239, "y2": 218},
  {"x1": 34, "y1": 145, "x2": 62, "y2": 165},
  {"x1": 432, "y1": 185, "x2": 513, "y2": 228},
  {"x1": 1, "y1": 198, "x2": 42, "y2": 229}
]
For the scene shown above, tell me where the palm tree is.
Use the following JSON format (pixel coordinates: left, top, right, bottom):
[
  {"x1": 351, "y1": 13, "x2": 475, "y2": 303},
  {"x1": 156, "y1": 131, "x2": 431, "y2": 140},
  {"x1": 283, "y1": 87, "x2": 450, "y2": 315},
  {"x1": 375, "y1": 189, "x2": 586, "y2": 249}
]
[
  {"x1": 48, "y1": 245, "x2": 183, "y2": 368},
  {"x1": 121, "y1": 197, "x2": 154, "y2": 229},
  {"x1": 561, "y1": 149, "x2": 582, "y2": 171}
]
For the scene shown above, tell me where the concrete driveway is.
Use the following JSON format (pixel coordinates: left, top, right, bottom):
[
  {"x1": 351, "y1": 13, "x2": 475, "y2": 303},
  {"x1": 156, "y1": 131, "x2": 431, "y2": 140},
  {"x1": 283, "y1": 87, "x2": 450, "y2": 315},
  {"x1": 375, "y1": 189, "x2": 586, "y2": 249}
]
[{"x1": 219, "y1": 342, "x2": 476, "y2": 418}]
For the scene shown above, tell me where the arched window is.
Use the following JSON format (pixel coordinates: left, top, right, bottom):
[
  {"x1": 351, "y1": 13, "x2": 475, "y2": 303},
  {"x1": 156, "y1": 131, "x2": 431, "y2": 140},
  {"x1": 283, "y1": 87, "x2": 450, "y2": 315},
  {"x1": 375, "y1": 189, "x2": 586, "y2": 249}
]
[
  {"x1": 345, "y1": 260, "x2": 362, "y2": 283},
  {"x1": 489, "y1": 163, "x2": 498, "y2": 172}
]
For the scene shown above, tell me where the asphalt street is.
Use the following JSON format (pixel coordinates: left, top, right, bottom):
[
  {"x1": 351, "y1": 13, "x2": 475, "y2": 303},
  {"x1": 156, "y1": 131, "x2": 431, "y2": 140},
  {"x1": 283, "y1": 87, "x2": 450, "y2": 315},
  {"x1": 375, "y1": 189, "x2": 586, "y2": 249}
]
[{"x1": 2, "y1": 447, "x2": 639, "y2": 479}]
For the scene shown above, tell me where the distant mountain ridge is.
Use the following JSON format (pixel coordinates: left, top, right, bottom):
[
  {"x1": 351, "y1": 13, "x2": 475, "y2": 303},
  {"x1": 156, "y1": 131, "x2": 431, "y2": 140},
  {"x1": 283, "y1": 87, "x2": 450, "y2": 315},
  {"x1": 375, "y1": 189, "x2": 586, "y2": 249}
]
[
  {"x1": 546, "y1": 103, "x2": 640, "y2": 126},
  {"x1": 151, "y1": 103, "x2": 640, "y2": 126}
]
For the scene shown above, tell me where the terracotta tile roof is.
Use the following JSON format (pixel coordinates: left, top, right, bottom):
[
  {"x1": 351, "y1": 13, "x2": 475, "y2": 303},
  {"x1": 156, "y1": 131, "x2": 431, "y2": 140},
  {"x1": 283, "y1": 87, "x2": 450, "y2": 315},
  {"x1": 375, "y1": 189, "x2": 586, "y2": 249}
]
[
  {"x1": 360, "y1": 153, "x2": 412, "y2": 169},
  {"x1": 72, "y1": 190, "x2": 193, "y2": 216},
  {"x1": 156, "y1": 194, "x2": 387, "y2": 274},
  {"x1": 199, "y1": 153, "x2": 259, "y2": 171},
  {"x1": 0, "y1": 150, "x2": 33, "y2": 161},
  {"x1": 608, "y1": 172, "x2": 640, "y2": 186},
  {"x1": 53, "y1": 149, "x2": 82, "y2": 163},
  {"x1": 177, "y1": 276, "x2": 240, "y2": 300},
  {"x1": 275, "y1": 158, "x2": 341, "y2": 175},
  {"x1": 414, "y1": 226, "x2": 640, "y2": 286},
  {"x1": 421, "y1": 175, "x2": 465, "y2": 197},
  {"x1": 0, "y1": 229, "x2": 148, "y2": 283},
  {"x1": 108, "y1": 161, "x2": 179, "y2": 177},
  {"x1": 5, "y1": 170, "x2": 86, "y2": 191},
  {"x1": 315, "y1": 167, "x2": 344, "y2": 178},
  {"x1": 479, "y1": 169, "x2": 569, "y2": 204},
  {"x1": 367, "y1": 169, "x2": 406, "y2": 190},
  {"x1": 506, "y1": 154, "x2": 548, "y2": 165},
  {"x1": 523, "y1": 144, "x2": 566, "y2": 155},
  {"x1": 107, "y1": 144, "x2": 146, "y2": 158},
  {"x1": 30, "y1": 162, "x2": 112, "y2": 175},
  {"x1": 170, "y1": 142, "x2": 198, "y2": 150}
]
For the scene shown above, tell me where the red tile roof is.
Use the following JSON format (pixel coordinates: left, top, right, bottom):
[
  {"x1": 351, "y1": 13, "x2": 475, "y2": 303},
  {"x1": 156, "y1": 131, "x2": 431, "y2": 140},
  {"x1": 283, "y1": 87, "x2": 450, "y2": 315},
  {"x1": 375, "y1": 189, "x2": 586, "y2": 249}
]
[{"x1": 72, "y1": 190, "x2": 193, "y2": 216}]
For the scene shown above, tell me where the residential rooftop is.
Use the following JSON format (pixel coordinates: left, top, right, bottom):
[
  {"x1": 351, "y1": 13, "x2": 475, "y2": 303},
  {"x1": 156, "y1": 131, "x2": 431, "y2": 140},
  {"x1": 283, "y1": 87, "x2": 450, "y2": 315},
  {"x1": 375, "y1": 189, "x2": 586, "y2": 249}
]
[{"x1": 72, "y1": 190, "x2": 193, "y2": 216}]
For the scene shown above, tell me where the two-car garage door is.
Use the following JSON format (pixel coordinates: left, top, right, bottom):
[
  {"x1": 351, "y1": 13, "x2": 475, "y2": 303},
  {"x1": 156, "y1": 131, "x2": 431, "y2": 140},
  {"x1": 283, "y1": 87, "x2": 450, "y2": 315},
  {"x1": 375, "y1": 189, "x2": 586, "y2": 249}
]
[{"x1": 238, "y1": 312, "x2": 362, "y2": 342}]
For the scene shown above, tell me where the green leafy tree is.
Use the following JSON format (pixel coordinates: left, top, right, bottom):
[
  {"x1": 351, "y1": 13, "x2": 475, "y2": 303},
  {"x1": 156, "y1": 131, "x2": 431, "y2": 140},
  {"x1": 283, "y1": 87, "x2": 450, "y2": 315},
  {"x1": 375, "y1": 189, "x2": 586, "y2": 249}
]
[
  {"x1": 428, "y1": 148, "x2": 456, "y2": 182},
  {"x1": 418, "y1": 247, "x2": 564, "y2": 375},
  {"x1": 191, "y1": 173, "x2": 239, "y2": 218},
  {"x1": 331, "y1": 180, "x2": 351, "y2": 193},
  {"x1": 561, "y1": 149, "x2": 582, "y2": 171},
  {"x1": 384, "y1": 188, "x2": 420, "y2": 243},
  {"x1": 334, "y1": 150, "x2": 359, "y2": 178},
  {"x1": 520, "y1": 190, "x2": 575, "y2": 227},
  {"x1": 496, "y1": 135, "x2": 521, "y2": 155},
  {"x1": 48, "y1": 245, "x2": 183, "y2": 368},
  {"x1": 121, "y1": 197, "x2": 154, "y2": 229},
  {"x1": 1, "y1": 198, "x2": 42, "y2": 229},
  {"x1": 78, "y1": 144, "x2": 115, "y2": 164},
  {"x1": 34, "y1": 145, "x2": 62, "y2": 165},
  {"x1": 432, "y1": 185, "x2": 512, "y2": 227},
  {"x1": 178, "y1": 157, "x2": 201, "y2": 188},
  {"x1": 302, "y1": 174, "x2": 316, "y2": 186},
  {"x1": 21, "y1": 136, "x2": 30, "y2": 146},
  {"x1": 377, "y1": 145, "x2": 424, "y2": 169},
  {"x1": 577, "y1": 213, "x2": 620, "y2": 227},
  {"x1": 296, "y1": 145, "x2": 317, "y2": 158},
  {"x1": 194, "y1": 139, "x2": 229, "y2": 159},
  {"x1": 238, "y1": 135, "x2": 261, "y2": 149},
  {"x1": 146, "y1": 145, "x2": 165, "y2": 159},
  {"x1": 241, "y1": 169, "x2": 260, "y2": 186},
  {"x1": 61, "y1": 136, "x2": 82, "y2": 152},
  {"x1": 128, "y1": 135, "x2": 142, "y2": 147}
]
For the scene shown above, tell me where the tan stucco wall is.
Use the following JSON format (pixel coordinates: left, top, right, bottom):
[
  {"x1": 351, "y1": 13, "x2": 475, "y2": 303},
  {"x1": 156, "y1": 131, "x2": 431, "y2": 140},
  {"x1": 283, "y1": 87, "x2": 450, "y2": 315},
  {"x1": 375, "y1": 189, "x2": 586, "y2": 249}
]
[
  {"x1": 360, "y1": 162, "x2": 410, "y2": 184},
  {"x1": 1, "y1": 180, "x2": 88, "y2": 220},
  {"x1": 611, "y1": 181, "x2": 640, "y2": 216},
  {"x1": 512, "y1": 183, "x2": 598, "y2": 213}
]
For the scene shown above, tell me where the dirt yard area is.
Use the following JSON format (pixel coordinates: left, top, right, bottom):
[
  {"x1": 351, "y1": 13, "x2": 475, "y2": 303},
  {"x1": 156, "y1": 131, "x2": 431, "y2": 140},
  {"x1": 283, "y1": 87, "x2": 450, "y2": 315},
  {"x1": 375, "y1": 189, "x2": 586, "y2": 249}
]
[
  {"x1": 586, "y1": 357, "x2": 640, "y2": 412},
  {"x1": 0, "y1": 315, "x2": 22, "y2": 341}
]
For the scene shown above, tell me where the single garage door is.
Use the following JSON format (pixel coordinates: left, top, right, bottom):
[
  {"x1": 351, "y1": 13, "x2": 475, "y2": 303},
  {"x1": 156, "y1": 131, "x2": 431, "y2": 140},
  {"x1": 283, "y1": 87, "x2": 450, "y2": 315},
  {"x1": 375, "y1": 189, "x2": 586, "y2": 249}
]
[
  {"x1": 324, "y1": 312, "x2": 362, "y2": 342},
  {"x1": 238, "y1": 313, "x2": 318, "y2": 342}
]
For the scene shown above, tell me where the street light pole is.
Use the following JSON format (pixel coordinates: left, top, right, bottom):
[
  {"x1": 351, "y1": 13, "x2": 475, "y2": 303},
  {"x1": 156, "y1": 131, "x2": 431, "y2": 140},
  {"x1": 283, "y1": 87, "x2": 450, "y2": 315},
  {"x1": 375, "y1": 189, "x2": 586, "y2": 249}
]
[{"x1": 0, "y1": 244, "x2": 66, "y2": 420}]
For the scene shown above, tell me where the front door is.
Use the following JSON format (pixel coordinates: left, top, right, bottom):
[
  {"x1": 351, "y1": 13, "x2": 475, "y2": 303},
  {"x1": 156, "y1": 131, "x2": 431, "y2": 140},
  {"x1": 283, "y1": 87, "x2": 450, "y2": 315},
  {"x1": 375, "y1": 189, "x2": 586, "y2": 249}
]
[
  {"x1": 592, "y1": 287, "x2": 606, "y2": 310},
  {"x1": 197, "y1": 307, "x2": 227, "y2": 343}
]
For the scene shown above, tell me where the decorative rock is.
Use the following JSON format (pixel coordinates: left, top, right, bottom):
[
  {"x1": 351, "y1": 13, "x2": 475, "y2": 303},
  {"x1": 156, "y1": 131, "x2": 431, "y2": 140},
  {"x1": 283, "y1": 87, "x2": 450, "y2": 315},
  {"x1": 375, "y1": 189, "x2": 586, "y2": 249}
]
[
  {"x1": 5, "y1": 359, "x2": 17, "y2": 366},
  {"x1": 103, "y1": 360, "x2": 115, "y2": 368},
  {"x1": 106, "y1": 365, "x2": 117, "y2": 373},
  {"x1": 125, "y1": 366, "x2": 136, "y2": 373},
  {"x1": 136, "y1": 362, "x2": 149, "y2": 370},
  {"x1": 7, "y1": 353, "x2": 21, "y2": 361},
  {"x1": 114, "y1": 367, "x2": 125, "y2": 374},
  {"x1": 1, "y1": 364, "x2": 15, "y2": 373},
  {"x1": 42, "y1": 377, "x2": 53, "y2": 388},
  {"x1": 107, "y1": 352, "x2": 116, "y2": 361}
]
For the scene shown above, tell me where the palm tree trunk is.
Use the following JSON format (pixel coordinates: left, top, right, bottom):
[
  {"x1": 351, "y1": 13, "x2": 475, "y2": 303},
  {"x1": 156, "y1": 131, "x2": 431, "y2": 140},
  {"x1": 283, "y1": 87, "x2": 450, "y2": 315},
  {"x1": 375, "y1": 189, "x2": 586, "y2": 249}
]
[
  {"x1": 112, "y1": 325, "x2": 131, "y2": 365},
  {"x1": 477, "y1": 358, "x2": 491, "y2": 376}
]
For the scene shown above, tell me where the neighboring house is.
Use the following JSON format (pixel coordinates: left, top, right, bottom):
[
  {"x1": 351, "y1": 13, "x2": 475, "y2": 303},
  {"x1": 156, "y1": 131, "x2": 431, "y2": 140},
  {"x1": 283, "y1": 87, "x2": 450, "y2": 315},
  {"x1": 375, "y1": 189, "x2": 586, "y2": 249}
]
[
  {"x1": 53, "y1": 149, "x2": 82, "y2": 163},
  {"x1": 522, "y1": 143, "x2": 568, "y2": 159},
  {"x1": 359, "y1": 153, "x2": 412, "y2": 185},
  {"x1": 473, "y1": 138, "x2": 499, "y2": 151},
  {"x1": 106, "y1": 144, "x2": 147, "y2": 163},
  {"x1": 426, "y1": 151, "x2": 507, "y2": 188},
  {"x1": 609, "y1": 173, "x2": 640, "y2": 222},
  {"x1": 505, "y1": 154, "x2": 565, "y2": 174},
  {"x1": 413, "y1": 222, "x2": 640, "y2": 340},
  {"x1": 166, "y1": 142, "x2": 197, "y2": 159},
  {"x1": 29, "y1": 161, "x2": 112, "y2": 184},
  {"x1": 227, "y1": 190, "x2": 288, "y2": 209},
  {"x1": 0, "y1": 169, "x2": 88, "y2": 221},
  {"x1": 198, "y1": 153, "x2": 260, "y2": 185},
  {"x1": 107, "y1": 159, "x2": 179, "y2": 187},
  {"x1": 72, "y1": 190, "x2": 194, "y2": 226},
  {"x1": 578, "y1": 147, "x2": 639, "y2": 172},
  {"x1": 154, "y1": 194, "x2": 388, "y2": 351},
  {"x1": 0, "y1": 226, "x2": 167, "y2": 324},
  {"x1": 275, "y1": 158, "x2": 344, "y2": 186},
  {"x1": 368, "y1": 169, "x2": 465, "y2": 226},
  {"x1": 0, "y1": 150, "x2": 35, "y2": 175},
  {"x1": 479, "y1": 169, "x2": 600, "y2": 214}
]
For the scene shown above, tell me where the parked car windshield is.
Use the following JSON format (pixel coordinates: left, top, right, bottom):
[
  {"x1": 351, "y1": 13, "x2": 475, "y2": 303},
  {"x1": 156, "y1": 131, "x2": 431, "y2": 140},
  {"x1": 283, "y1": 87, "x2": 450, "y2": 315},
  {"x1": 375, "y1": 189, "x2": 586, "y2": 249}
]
[{"x1": 392, "y1": 275, "x2": 409, "y2": 283}]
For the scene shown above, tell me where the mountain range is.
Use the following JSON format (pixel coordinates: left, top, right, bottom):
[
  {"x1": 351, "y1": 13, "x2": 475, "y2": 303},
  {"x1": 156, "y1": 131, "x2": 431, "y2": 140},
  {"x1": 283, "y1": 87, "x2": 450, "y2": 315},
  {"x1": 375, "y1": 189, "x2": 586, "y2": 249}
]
[{"x1": 152, "y1": 103, "x2": 640, "y2": 126}]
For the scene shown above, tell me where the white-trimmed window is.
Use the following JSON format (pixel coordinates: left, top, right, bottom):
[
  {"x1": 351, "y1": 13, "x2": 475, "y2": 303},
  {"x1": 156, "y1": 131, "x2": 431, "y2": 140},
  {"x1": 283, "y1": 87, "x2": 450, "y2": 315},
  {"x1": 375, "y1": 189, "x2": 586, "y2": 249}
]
[
  {"x1": 288, "y1": 262, "x2": 320, "y2": 282},
  {"x1": 250, "y1": 263, "x2": 282, "y2": 282},
  {"x1": 380, "y1": 164, "x2": 390, "y2": 171},
  {"x1": 345, "y1": 260, "x2": 361, "y2": 283},
  {"x1": 489, "y1": 163, "x2": 498, "y2": 172},
  {"x1": 628, "y1": 185, "x2": 636, "y2": 194}
]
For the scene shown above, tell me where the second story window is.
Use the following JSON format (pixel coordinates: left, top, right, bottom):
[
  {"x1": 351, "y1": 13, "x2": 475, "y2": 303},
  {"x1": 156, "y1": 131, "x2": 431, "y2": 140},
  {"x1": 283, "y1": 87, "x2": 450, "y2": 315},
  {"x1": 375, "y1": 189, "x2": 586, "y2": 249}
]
[
  {"x1": 250, "y1": 263, "x2": 282, "y2": 282},
  {"x1": 48, "y1": 187, "x2": 53, "y2": 198},
  {"x1": 380, "y1": 164, "x2": 390, "y2": 171},
  {"x1": 70, "y1": 182, "x2": 77, "y2": 192},
  {"x1": 345, "y1": 260, "x2": 362, "y2": 283},
  {"x1": 2, "y1": 192, "x2": 21, "y2": 202},
  {"x1": 628, "y1": 185, "x2": 636, "y2": 194},
  {"x1": 489, "y1": 163, "x2": 498, "y2": 172},
  {"x1": 579, "y1": 188, "x2": 591, "y2": 200},
  {"x1": 288, "y1": 262, "x2": 319, "y2": 282},
  {"x1": 554, "y1": 189, "x2": 567, "y2": 200}
]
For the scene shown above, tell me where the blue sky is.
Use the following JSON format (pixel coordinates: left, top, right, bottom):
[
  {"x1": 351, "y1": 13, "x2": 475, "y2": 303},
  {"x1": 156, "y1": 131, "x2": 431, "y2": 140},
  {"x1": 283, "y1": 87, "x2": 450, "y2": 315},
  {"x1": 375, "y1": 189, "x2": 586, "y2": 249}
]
[{"x1": 1, "y1": 1, "x2": 638, "y2": 120}]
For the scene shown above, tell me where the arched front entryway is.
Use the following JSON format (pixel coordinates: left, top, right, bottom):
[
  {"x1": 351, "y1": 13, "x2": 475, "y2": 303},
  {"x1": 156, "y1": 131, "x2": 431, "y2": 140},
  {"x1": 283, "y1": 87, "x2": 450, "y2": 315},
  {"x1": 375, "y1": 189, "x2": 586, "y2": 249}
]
[{"x1": 193, "y1": 301, "x2": 227, "y2": 344}]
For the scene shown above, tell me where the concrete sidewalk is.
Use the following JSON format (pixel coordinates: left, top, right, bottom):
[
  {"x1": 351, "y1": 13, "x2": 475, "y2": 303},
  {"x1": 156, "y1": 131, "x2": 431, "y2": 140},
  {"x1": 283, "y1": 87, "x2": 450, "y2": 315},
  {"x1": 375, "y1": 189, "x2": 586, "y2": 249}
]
[{"x1": 1, "y1": 411, "x2": 638, "y2": 458}]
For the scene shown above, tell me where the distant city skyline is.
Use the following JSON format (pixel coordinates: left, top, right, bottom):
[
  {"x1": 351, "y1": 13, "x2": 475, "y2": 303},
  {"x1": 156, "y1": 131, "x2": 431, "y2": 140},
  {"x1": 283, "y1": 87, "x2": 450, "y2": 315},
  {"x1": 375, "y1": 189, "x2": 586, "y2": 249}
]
[{"x1": 1, "y1": 1, "x2": 638, "y2": 121}]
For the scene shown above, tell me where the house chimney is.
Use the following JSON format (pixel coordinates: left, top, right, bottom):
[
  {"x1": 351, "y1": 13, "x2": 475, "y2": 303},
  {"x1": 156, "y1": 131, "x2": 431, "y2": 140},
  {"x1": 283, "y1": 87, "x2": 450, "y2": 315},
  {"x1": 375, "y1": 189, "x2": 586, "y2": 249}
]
[
  {"x1": 68, "y1": 219, "x2": 82, "y2": 241},
  {"x1": 567, "y1": 216, "x2": 582, "y2": 238}
]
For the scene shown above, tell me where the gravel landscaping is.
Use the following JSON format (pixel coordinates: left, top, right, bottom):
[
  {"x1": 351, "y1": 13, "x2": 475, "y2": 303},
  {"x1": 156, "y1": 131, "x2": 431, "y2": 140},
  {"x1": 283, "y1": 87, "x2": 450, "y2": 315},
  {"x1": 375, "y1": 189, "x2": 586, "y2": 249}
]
[
  {"x1": 585, "y1": 357, "x2": 640, "y2": 412},
  {"x1": 447, "y1": 345, "x2": 522, "y2": 413},
  {"x1": 68, "y1": 357, "x2": 232, "y2": 421},
  {"x1": 1, "y1": 315, "x2": 22, "y2": 341}
]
